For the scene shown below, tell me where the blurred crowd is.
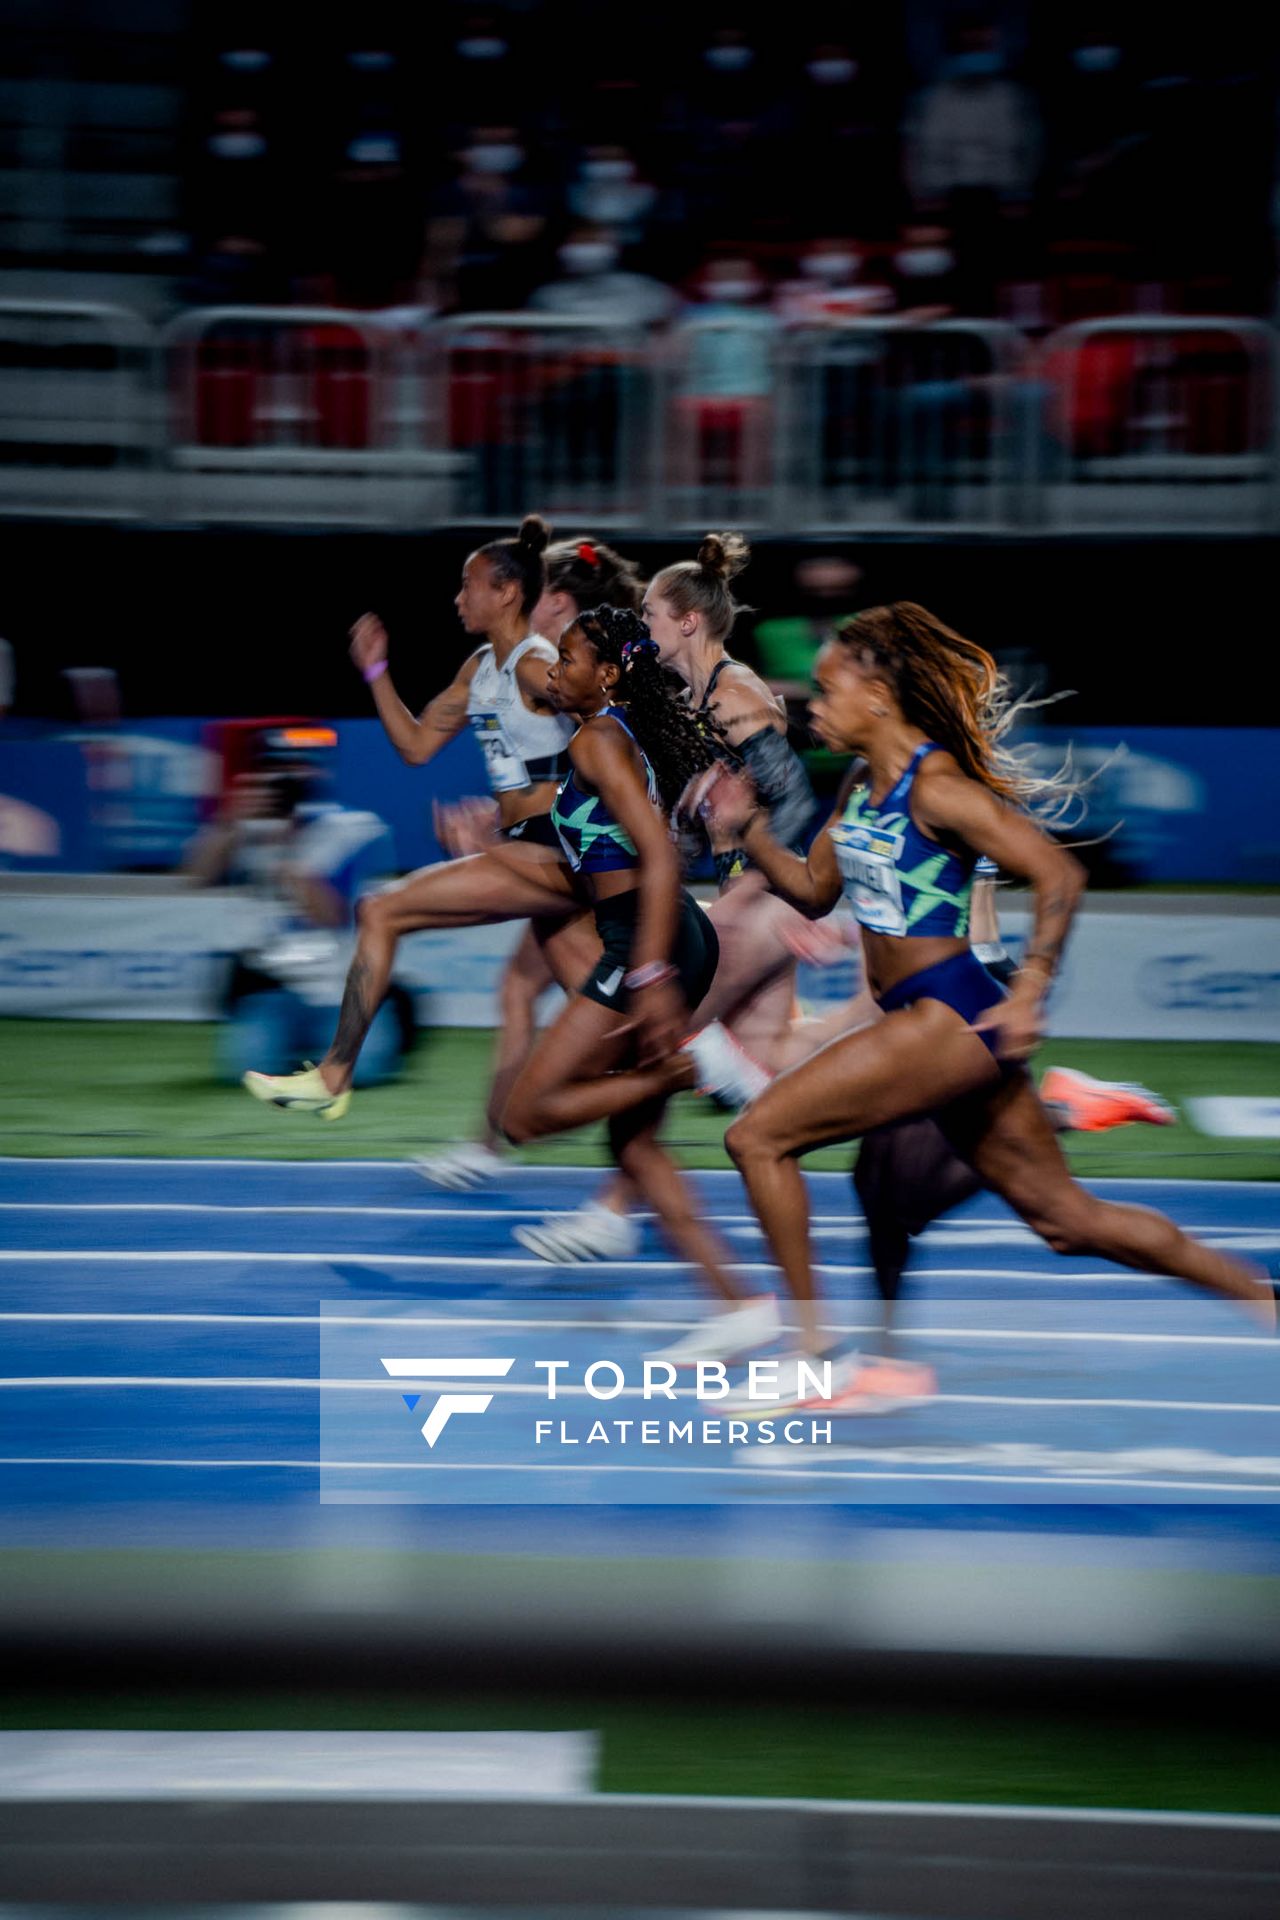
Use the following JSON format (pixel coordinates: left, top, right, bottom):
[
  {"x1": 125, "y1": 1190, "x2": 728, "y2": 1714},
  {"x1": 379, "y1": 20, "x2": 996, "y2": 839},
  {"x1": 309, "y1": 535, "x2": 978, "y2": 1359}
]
[{"x1": 185, "y1": 3, "x2": 1278, "y2": 328}]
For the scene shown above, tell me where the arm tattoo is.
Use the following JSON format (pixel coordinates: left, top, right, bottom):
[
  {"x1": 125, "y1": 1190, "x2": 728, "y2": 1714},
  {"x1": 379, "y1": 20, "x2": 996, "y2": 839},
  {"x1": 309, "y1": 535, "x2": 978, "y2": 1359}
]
[{"x1": 330, "y1": 952, "x2": 375, "y2": 1067}]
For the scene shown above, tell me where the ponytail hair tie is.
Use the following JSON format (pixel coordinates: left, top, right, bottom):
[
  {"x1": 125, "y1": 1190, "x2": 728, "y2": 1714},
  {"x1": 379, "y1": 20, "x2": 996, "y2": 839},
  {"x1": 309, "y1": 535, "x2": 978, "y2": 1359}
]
[
  {"x1": 622, "y1": 633, "x2": 659, "y2": 664},
  {"x1": 577, "y1": 541, "x2": 599, "y2": 567}
]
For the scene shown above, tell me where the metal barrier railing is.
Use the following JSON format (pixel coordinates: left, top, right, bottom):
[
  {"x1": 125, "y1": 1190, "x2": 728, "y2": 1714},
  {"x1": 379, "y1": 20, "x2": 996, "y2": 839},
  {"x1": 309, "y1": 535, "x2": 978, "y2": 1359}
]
[
  {"x1": 778, "y1": 317, "x2": 1029, "y2": 532},
  {"x1": 423, "y1": 312, "x2": 657, "y2": 527},
  {"x1": 162, "y1": 306, "x2": 461, "y2": 526},
  {"x1": 0, "y1": 299, "x2": 158, "y2": 520},
  {"x1": 1037, "y1": 316, "x2": 1279, "y2": 530},
  {"x1": 0, "y1": 300, "x2": 1276, "y2": 530}
]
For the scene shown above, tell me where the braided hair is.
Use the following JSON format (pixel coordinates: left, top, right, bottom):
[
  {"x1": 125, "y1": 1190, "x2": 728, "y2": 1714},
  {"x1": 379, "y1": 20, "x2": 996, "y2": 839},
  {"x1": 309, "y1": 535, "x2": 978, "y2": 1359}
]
[
  {"x1": 476, "y1": 514, "x2": 550, "y2": 615},
  {"x1": 574, "y1": 605, "x2": 725, "y2": 812},
  {"x1": 545, "y1": 534, "x2": 644, "y2": 613},
  {"x1": 834, "y1": 602, "x2": 1078, "y2": 820}
]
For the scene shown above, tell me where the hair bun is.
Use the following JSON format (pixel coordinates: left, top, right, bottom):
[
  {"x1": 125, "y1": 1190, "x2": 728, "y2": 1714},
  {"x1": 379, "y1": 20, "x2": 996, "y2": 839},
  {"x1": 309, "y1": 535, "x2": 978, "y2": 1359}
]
[
  {"x1": 696, "y1": 530, "x2": 750, "y2": 581},
  {"x1": 517, "y1": 513, "x2": 551, "y2": 556}
]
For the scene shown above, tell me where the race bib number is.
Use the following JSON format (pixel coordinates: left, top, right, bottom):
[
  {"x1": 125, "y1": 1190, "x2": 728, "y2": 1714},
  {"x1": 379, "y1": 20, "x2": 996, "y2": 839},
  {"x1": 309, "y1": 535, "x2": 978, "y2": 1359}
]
[
  {"x1": 470, "y1": 711, "x2": 528, "y2": 793},
  {"x1": 833, "y1": 822, "x2": 907, "y2": 937}
]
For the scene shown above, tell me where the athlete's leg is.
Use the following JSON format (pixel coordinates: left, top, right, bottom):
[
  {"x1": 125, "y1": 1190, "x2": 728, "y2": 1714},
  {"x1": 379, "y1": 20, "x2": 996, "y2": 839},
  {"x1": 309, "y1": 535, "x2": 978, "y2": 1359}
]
[
  {"x1": 320, "y1": 847, "x2": 579, "y2": 1092},
  {"x1": 501, "y1": 993, "x2": 692, "y2": 1144},
  {"x1": 608, "y1": 1097, "x2": 741, "y2": 1301},
  {"x1": 725, "y1": 1003, "x2": 1002, "y2": 1351},
  {"x1": 479, "y1": 925, "x2": 556, "y2": 1148},
  {"x1": 941, "y1": 1072, "x2": 1273, "y2": 1319}
]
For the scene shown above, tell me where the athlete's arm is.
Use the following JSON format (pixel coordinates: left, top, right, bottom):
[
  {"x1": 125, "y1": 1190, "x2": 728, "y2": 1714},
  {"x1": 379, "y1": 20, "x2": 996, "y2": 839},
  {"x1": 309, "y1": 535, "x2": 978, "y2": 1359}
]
[
  {"x1": 706, "y1": 664, "x2": 787, "y2": 749},
  {"x1": 690, "y1": 764, "x2": 843, "y2": 917},
  {"x1": 914, "y1": 759, "x2": 1086, "y2": 1057},
  {"x1": 350, "y1": 613, "x2": 480, "y2": 767},
  {"x1": 513, "y1": 645, "x2": 561, "y2": 715},
  {"x1": 573, "y1": 718, "x2": 683, "y2": 1060}
]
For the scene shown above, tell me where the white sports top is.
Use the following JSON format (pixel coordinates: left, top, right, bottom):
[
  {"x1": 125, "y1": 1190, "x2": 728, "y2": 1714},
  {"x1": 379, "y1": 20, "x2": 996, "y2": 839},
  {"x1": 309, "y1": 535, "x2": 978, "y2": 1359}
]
[{"x1": 466, "y1": 635, "x2": 575, "y2": 795}]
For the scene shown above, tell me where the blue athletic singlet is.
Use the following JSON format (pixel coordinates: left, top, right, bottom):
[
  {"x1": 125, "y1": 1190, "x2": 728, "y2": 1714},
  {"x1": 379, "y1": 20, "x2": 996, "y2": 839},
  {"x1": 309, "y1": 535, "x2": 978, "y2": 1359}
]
[
  {"x1": 831, "y1": 743, "x2": 976, "y2": 938},
  {"x1": 551, "y1": 707, "x2": 658, "y2": 874}
]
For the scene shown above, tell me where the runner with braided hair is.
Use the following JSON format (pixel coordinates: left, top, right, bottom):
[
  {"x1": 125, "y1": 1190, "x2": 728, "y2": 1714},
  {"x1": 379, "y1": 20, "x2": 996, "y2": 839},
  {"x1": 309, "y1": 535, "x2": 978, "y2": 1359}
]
[{"x1": 500, "y1": 603, "x2": 771, "y2": 1336}]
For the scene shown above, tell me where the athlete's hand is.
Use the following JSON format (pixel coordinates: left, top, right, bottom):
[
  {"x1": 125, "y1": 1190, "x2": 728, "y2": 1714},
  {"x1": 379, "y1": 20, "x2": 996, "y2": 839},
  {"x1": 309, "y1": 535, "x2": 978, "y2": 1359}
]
[
  {"x1": 679, "y1": 763, "x2": 758, "y2": 840},
  {"x1": 972, "y1": 983, "x2": 1045, "y2": 1062},
  {"x1": 780, "y1": 913, "x2": 858, "y2": 967},
  {"x1": 349, "y1": 612, "x2": 389, "y2": 675},
  {"x1": 433, "y1": 796, "x2": 499, "y2": 857},
  {"x1": 635, "y1": 978, "x2": 687, "y2": 1067}
]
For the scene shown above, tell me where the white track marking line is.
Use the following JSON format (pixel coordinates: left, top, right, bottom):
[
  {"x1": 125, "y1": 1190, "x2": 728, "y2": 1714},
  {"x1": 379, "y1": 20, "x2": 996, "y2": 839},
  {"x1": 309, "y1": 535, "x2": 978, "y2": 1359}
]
[
  {"x1": 0, "y1": 1455, "x2": 1275, "y2": 1495},
  {"x1": 0, "y1": 1375, "x2": 1276, "y2": 1416},
  {"x1": 0, "y1": 1251, "x2": 1165, "y2": 1284},
  {"x1": 0, "y1": 1310, "x2": 1264, "y2": 1349}
]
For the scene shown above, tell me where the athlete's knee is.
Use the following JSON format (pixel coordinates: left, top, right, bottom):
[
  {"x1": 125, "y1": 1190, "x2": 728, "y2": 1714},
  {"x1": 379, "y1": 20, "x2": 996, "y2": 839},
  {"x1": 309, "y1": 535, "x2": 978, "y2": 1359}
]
[
  {"x1": 725, "y1": 1111, "x2": 775, "y2": 1170},
  {"x1": 357, "y1": 887, "x2": 400, "y2": 939},
  {"x1": 498, "y1": 1095, "x2": 536, "y2": 1146}
]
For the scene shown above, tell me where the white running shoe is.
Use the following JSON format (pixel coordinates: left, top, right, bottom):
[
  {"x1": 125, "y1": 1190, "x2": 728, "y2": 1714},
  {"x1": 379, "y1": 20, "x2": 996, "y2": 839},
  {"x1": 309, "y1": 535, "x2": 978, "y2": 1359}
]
[
  {"x1": 413, "y1": 1142, "x2": 507, "y2": 1191},
  {"x1": 682, "y1": 1021, "x2": 772, "y2": 1109},
  {"x1": 513, "y1": 1202, "x2": 640, "y2": 1264},
  {"x1": 647, "y1": 1294, "x2": 781, "y2": 1367}
]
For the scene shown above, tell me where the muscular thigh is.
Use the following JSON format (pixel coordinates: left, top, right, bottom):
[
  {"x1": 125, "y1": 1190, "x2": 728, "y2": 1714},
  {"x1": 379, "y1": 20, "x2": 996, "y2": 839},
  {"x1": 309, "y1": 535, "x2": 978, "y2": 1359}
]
[
  {"x1": 741, "y1": 999, "x2": 1001, "y2": 1157},
  {"x1": 507, "y1": 992, "x2": 634, "y2": 1104},
  {"x1": 937, "y1": 1068, "x2": 1078, "y2": 1219},
  {"x1": 535, "y1": 908, "x2": 603, "y2": 995},
  {"x1": 377, "y1": 847, "x2": 580, "y2": 933}
]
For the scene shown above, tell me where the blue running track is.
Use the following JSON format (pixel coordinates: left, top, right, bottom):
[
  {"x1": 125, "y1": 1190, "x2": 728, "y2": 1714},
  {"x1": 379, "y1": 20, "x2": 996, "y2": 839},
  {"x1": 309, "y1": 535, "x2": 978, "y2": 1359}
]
[{"x1": 1, "y1": 1159, "x2": 1279, "y2": 1571}]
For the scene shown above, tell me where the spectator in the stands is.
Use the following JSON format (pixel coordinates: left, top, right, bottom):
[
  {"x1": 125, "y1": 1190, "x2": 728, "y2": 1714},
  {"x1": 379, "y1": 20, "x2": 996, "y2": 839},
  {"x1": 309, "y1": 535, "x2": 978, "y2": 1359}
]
[
  {"x1": 425, "y1": 125, "x2": 548, "y2": 311},
  {"x1": 772, "y1": 236, "x2": 895, "y2": 324},
  {"x1": 764, "y1": 38, "x2": 900, "y2": 235},
  {"x1": 903, "y1": 18, "x2": 1042, "y2": 313},
  {"x1": 676, "y1": 256, "x2": 777, "y2": 397},
  {"x1": 528, "y1": 223, "x2": 678, "y2": 328},
  {"x1": 567, "y1": 144, "x2": 659, "y2": 248}
]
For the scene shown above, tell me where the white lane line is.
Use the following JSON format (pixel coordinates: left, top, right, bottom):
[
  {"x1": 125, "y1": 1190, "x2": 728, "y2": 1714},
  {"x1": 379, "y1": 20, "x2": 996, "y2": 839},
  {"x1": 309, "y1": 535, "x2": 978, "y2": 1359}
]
[
  {"x1": 0, "y1": 1311, "x2": 1263, "y2": 1349},
  {"x1": 0, "y1": 1375, "x2": 1276, "y2": 1416},
  {"x1": 2, "y1": 1205, "x2": 1271, "y2": 1250},
  {"x1": 0, "y1": 1251, "x2": 1160, "y2": 1284},
  {"x1": 4, "y1": 1158, "x2": 1278, "y2": 1195},
  {"x1": 0, "y1": 1455, "x2": 1275, "y2": 1495}
]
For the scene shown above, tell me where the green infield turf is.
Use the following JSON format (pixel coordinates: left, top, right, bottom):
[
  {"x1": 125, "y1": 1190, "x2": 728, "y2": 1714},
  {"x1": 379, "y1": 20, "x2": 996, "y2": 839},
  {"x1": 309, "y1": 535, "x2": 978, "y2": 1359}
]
[
  {"x1": 0, "y1": 1684, "x2": 1275, "y2": 1813},
  {"x1": 0, "y1": 1019, "x2": 1276, "y2": 1177}
]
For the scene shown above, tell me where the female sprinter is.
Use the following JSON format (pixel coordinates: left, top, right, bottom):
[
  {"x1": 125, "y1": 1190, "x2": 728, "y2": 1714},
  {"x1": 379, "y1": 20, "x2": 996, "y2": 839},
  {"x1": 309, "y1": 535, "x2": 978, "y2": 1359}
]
[
  {"x1": 243, "y1": 515, "x2": 597, "y2": 1119},
  {"x1": 499, "y1": 604, "x2": 773, "y2": 1342},
  {"x1": 696, "y1": 601, "x2": 1273, "y2": 1398},
  {"x1": 416, "y1": 532, "x2": 646, "y2": 1188},
  {"x1": 514, "y1": 531, "x2": 823, "y2": 1262}
]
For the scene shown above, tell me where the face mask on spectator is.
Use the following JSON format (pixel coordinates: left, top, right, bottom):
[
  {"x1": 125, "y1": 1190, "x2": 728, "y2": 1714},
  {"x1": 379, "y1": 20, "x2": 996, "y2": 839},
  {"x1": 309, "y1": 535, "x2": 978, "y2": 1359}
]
[
  {"x1": 704, "y1": 46, "x2": 754, "y2": 73},
  {"x1": 347, "y1": 133, "x2": 400, "y2": 165},
  {"x1": 1072, "y1": 44, "x2": 1121, "y2": 73},
  {"x1": 209, "y1": 131, "x2": 267, "y2": 159},
  {"x1": 457, "y1": 37, "x2": 508, "y2": 60},
  {"x1": 559, "y1": 241, "x2": 619, "y2": 275},
  {"x1": 801, "y1": 251, "x2": 859, "y2": 281},
  {"x1": 467, "y1": 143, "x2": 524, "y2": 174},
  {"x1": 582, "y1": 159, "x2": 637, "y2": 184},
  {"x1": 947, "y1": 50, "x2": 1004, "y2": 79},
  {"x1": 709, "y1": 279, "x2": 760, "y2": 304},
  {"x1": 807, "y1": 58, "x2": 857, "y2": 85},
  {"x1": 895, "y1": 246, "x2": 954, "y2": 278}
]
